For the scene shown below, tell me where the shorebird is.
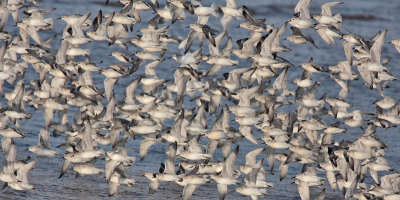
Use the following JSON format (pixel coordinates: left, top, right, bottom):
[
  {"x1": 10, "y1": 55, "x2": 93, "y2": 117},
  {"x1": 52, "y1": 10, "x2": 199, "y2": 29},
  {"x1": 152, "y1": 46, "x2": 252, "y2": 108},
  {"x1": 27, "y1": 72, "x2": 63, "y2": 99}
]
[
  {"x1": 87, "y1": 11, "x2": 114, "y2": 42},
  {"x1": 236, "y1": 158, "x2": 267, "y2": 200},
  {"x1": 289, "y1": 0, "x2": 314, "y2": 29},
  {"x1": 220, "y1": 0, "x2": 242, "y2": 31},
  {"x1": 286, "y1": 26, "x2": 318, "y2": 48},
  {"x1": 144, "y1": 142, "x2": 179, "y2": 194},
  {"x1": 211, "y1": 146, "x2": 240, "y2": 200},
  {"x1": 313, "y1": 2, "x2": 343, "y2": 29}
]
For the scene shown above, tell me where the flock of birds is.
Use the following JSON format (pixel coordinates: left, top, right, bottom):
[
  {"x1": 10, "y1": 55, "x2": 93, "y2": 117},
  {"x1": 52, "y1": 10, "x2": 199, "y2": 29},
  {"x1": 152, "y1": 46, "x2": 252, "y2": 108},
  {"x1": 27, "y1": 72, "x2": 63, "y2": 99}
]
[{"x1": 1, "y1": 0, "x2": 400, "y2": 199}]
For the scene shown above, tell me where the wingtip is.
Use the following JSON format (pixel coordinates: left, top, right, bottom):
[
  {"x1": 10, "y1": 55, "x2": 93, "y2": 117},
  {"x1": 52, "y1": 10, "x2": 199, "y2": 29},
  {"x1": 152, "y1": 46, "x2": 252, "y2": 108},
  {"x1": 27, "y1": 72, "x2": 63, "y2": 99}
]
[{"x1": 234, "y1": 145, "x2": 240, "y2": 154}]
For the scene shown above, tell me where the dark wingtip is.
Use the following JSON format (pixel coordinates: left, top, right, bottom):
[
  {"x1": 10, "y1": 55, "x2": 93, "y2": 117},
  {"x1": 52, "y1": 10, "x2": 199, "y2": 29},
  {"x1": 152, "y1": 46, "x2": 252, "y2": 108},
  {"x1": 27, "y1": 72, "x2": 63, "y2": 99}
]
[
  {"x1": 234, "y1": 145, "x2": 240, "y2": 154},
  {"x1": 2, "y1": 183, "x2": 8, "y2": 190}
]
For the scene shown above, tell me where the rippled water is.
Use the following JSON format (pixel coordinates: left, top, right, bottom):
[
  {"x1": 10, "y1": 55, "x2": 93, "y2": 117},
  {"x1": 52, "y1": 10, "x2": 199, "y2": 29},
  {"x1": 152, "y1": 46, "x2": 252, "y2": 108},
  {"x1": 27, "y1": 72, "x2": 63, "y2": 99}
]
[{"x1": 1, "y1": 0, "x2": 400, "y2": 199}]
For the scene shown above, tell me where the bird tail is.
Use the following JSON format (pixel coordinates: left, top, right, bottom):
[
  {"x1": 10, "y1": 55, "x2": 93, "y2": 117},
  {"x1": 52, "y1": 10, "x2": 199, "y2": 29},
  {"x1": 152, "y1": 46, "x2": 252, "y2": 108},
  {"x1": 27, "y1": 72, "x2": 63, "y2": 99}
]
[
  {"x1": 334, "y1": 13, "x2": 342, "y2": 23},
  {"x1": 42, "y1": 34, "x2": 57, "y2": 49},
  {"x1": 211, "y1": 2, "x2": 219, "y2": 18}
]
